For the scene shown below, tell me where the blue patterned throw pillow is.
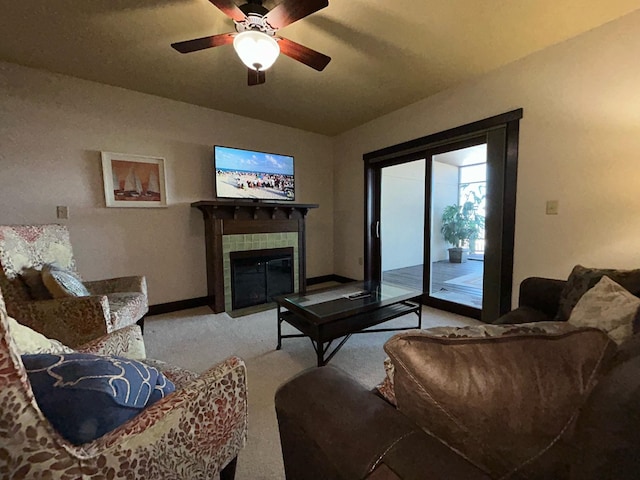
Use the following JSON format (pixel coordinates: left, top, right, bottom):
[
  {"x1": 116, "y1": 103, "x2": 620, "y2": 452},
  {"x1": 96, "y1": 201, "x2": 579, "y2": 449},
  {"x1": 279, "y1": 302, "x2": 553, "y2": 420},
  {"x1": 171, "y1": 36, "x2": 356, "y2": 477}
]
[{"x1": 22, "y1": 353, "x2": 175, "y2": 445}]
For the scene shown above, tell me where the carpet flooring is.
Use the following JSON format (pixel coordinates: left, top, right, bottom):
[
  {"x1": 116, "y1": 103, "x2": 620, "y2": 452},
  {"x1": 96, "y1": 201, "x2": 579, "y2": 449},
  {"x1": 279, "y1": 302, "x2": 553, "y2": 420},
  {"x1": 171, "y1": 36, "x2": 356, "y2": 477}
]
[{"x1": 144, "y1": 304, "x2": 481, "y2": 479}]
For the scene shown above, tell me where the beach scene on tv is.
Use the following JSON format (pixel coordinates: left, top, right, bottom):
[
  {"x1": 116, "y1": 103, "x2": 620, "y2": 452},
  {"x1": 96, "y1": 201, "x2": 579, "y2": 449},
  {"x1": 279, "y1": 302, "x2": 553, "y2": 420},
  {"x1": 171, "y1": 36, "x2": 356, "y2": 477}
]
[{"x1": 215, "y1": 146, "x2": 295, "y2": 201}]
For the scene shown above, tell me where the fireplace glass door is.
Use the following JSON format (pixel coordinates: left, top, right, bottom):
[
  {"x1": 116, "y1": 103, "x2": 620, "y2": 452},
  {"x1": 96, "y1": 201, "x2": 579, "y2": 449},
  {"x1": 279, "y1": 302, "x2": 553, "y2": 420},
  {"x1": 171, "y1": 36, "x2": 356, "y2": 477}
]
[{"x1": 230, "y1": 249, "x2": 294, "y2": 310}]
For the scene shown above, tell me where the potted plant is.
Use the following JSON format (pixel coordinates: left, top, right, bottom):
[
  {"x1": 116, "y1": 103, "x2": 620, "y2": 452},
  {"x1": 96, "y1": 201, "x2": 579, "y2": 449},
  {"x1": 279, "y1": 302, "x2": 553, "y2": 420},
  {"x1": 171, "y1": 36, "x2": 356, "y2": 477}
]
[{"x1": 440, "y1": 200, "x2": 484, "y2": 263}]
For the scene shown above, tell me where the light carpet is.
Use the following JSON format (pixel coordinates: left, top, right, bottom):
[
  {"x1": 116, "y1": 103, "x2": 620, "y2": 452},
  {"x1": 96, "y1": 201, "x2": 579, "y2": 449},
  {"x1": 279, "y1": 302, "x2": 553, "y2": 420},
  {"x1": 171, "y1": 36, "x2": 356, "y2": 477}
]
[{"x1": 145, "y1": 305, "x2": 480, "y2": 479}]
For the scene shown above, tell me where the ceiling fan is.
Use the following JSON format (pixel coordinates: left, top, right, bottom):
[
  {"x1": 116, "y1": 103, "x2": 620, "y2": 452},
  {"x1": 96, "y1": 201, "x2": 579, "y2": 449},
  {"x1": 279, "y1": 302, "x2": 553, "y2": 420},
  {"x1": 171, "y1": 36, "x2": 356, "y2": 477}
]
[{"x1": 172, "y1": 0, "x2": 331, "y2": 86}]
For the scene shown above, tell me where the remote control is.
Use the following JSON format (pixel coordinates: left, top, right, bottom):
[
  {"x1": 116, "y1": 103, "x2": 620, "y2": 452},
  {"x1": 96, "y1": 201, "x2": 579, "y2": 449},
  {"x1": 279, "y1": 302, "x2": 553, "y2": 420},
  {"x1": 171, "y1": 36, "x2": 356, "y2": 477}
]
[{"x1": 345, "y1": 291, "x2": 371, "y2": 300}]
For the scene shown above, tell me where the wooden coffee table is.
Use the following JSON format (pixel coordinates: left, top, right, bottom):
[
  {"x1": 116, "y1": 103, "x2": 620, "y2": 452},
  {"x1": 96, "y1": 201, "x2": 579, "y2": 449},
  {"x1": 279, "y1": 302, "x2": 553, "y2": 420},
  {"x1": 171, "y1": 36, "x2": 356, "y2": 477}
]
[{"x1": 274, "y1": 281, "x2": 422, "y2": 366}]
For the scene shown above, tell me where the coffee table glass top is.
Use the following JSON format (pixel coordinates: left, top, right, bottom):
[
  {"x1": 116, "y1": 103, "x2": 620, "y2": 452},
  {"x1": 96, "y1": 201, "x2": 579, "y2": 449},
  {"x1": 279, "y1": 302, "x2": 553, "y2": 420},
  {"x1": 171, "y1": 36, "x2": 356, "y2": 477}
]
[{"x1": 274, "y1": 281, "x2": 422, "y2": 320}]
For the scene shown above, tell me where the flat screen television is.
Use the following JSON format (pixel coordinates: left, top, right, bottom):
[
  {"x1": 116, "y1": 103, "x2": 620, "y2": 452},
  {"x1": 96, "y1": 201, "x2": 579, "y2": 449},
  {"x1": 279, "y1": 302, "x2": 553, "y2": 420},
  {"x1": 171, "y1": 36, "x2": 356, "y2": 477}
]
[{"x1": 213, "y1": 145, "x2": 295, "y2": 202}]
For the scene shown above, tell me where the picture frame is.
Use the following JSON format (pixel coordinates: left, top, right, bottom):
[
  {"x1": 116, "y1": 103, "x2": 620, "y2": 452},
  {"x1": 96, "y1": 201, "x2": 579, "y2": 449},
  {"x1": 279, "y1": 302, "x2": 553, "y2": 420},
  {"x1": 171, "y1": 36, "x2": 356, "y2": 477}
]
[{"x1": 101, "y1": 152, "x2": 168, "y2": 208}]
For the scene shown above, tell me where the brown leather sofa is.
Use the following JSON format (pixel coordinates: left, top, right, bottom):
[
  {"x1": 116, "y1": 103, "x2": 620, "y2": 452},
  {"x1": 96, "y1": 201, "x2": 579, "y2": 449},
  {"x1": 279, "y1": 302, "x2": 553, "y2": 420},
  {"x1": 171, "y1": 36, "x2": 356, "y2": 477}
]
[{"x1": 275, "y1": 274, "x2": 640, "y2": 480}]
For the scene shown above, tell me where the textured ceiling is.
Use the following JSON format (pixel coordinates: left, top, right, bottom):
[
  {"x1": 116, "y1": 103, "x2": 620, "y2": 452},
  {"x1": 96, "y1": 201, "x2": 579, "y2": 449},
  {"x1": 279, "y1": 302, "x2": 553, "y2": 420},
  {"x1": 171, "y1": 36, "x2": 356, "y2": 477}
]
[{"x1": 0, "y1": 1, "x2": 637, "y2": 135}]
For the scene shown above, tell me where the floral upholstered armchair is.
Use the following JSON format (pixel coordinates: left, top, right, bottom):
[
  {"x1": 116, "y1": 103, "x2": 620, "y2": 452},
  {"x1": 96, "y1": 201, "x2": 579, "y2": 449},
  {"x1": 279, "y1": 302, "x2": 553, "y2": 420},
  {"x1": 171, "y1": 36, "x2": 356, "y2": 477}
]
[
  {"x1": 0, "y1": 288, "x2": 248, "y2": 479},
  {"x1": 0, "y1": 224, "x2": 148, "y2": 347}
]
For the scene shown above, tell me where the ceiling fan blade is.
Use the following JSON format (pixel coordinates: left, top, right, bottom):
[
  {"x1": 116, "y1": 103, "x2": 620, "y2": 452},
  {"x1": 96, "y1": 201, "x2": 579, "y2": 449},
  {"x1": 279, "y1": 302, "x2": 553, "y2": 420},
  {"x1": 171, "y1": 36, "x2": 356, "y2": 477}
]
[
  {"x1": 265, "y1": 0, "x2": 328, "y2": 30},
  {"x1": 171, "y1": 33, "x2": 235, "y2": 53},
  {"x1": 207, "y1": 0, "x2": 246, "y2": 22},
  {"x1": 248, "y1": 69, "x2": 266, "y2": 86},
  {"x1": 277, "y1": 37, "x2": 331, "y2": 71}
]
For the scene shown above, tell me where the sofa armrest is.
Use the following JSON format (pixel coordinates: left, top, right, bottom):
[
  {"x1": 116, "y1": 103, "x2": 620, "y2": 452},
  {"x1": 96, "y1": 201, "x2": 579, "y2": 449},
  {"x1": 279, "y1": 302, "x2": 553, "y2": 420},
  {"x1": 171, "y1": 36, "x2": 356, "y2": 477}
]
[
  {"x1": 75, "y1": 324, "x2": 146, "y2": 359},
  {"x1": 275, "y1": 366, "x2": 490, "y2": 480},
  {"x1": 12, "y1": 296, "x2": 110, "y2": 348},
  {"x1": 517, "y1": 277, "x2": 566, "y2": 319},
  {"x1": 493, "y1": 306, "x2": 552, "y2": 325},
  {"x1": 86, "y1": 356, "x2": 248, "y2": 476},
  {"x1": 84, "y1": 276, "x2": 147, "y2": 297}
]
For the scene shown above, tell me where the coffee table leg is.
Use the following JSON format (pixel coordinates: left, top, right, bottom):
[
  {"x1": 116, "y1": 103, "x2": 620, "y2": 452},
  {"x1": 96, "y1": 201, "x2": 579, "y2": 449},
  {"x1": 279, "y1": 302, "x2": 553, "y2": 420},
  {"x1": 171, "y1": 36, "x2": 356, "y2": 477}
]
[
  {"x1": 316, "y1": 342, "x2": 325, "y2": 367},
  {"x1": 276, "y1": 304, "x2": 282, "y2": 350}
]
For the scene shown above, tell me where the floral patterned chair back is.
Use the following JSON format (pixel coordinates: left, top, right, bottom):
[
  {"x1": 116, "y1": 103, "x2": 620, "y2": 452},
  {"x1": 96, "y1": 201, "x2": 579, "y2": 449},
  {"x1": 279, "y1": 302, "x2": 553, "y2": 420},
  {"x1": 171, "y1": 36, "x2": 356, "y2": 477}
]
[
  {"x1": 0, "y1": 224, "x2": 76, "y2": 306},
  {"x1": 0, "y1": 224, "x2": 148, "y2": 348}
]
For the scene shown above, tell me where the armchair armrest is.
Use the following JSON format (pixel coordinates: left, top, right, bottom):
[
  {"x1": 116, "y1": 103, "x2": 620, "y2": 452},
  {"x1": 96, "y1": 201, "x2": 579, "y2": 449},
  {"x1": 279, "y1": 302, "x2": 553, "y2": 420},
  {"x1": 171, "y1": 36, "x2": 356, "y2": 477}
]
[
  {"x1": 12, "y1": 296, "x2": 110, "y2": 348},
  {"x1": 75, "y1": 324, "x2": 146, "y2": 359},
  {"x1": 275, "y1": 366, "x2": 490, "y2": 480},
  {"x1": 83, "y1": 356, "x2": 248, "y2": 476},
  {"x1": 84, "y1": 276, "x2": 147, "y2": 296}
]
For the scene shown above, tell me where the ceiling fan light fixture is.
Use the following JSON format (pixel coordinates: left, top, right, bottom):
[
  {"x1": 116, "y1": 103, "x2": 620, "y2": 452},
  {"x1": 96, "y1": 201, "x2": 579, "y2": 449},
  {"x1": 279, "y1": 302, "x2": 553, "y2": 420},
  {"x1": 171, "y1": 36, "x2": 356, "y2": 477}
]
[{"x1": 233, "y1": 30, "x2": 280, "y2": 71}]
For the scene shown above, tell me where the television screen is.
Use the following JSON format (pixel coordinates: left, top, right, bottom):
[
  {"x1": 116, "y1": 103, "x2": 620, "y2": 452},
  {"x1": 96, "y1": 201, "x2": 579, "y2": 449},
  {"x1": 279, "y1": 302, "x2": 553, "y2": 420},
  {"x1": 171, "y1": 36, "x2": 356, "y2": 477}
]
[{"x1": 214, "y1": 145, "x2": 295, "y2": 201}]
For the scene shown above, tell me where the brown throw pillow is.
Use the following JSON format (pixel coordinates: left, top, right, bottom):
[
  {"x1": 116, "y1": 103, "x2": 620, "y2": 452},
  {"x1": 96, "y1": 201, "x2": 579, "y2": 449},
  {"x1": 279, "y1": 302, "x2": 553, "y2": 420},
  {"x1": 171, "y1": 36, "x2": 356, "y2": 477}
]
[
  {"x1": 20, "y1": 267, "x2": 53, "y2": 300},
  {"x1": 555, "y1": 265, "x2": 640, "y2": 321},
  {"x1": 384, "y1": 327, "x2": 615, "y2": 478}
]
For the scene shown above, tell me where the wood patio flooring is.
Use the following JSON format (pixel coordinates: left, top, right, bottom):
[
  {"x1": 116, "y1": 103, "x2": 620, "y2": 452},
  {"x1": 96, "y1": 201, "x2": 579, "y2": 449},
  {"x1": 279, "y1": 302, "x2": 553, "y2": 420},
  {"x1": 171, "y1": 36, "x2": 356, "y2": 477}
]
[{"x1": 383, "y1": 259, "x2": 483, "y2": 308}]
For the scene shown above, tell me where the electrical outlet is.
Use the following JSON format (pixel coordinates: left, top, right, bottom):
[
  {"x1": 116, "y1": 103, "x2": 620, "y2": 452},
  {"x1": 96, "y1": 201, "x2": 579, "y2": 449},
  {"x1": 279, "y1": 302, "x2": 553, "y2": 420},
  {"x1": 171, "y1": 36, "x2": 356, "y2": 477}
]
[
  {"x1": 56, "y1": 206, "x2": 69, "y2": 219},
  {"x1": 545, "y1": 200, "x2": 559, "y2": 215}
]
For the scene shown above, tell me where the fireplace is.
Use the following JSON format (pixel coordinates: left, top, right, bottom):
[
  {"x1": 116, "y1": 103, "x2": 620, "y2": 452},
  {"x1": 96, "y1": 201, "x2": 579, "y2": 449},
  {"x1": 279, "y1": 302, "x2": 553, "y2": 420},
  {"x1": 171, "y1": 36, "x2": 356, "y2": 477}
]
[
  {"x1": 191, "y1": 200, "x2": 318, "y2": 313},
  {"x1": 230, "y1": 248, "x2": 294, "y2": 310}
]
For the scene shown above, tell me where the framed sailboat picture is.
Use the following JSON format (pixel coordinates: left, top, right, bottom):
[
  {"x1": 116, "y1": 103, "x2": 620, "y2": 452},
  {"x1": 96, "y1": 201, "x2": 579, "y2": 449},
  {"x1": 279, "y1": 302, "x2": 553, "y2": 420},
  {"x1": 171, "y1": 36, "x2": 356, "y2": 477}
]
[{"x1": 101, "y1": 152, "x2": 168, "y2": 208}]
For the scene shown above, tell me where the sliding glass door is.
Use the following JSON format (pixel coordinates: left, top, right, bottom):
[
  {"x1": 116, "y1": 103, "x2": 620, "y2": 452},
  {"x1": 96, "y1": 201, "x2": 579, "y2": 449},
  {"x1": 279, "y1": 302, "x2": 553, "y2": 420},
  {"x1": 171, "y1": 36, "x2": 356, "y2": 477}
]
[
  {"x1": 380, "y1": 160, "x2": 426, "y2": 292},
  {"x1": 364, "y1": 110, "x2": 522, "y2": 322},
  {"x1": 429, "y1": 143, "x2": 486, "y2": 309}
]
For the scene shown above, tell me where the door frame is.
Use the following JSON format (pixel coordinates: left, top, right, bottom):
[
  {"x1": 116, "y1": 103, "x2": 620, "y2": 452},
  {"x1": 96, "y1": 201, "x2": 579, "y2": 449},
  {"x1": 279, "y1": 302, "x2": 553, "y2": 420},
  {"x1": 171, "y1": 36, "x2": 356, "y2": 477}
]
[{"x1": 363, "y1": 109, "x2": 523, "y2": 321}]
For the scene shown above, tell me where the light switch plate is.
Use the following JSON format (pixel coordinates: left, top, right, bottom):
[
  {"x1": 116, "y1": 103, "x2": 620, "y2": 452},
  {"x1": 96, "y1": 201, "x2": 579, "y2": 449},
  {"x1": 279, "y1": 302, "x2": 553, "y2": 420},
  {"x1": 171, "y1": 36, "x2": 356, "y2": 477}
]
[
  {"x1": 545, "y1": 200, "x2": 559, "y2": 215},
  {"x1": 56, "y1": 206, "x2": 69, "y2": 219}
]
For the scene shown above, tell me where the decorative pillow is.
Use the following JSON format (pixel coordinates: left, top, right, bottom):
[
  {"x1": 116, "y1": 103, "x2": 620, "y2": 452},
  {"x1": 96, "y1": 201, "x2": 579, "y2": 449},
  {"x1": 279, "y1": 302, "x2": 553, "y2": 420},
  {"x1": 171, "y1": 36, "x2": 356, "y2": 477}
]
[
  {"x1": 7, "y1": 316, "x2": 73, "y2": 354},
  {"x1": 375, "y1": 357, "x2": 397, "y2": 406},
  {"x1": 375, "y1": 322, "x2": 580, "y2": 408},
  {"x1": 19, "y1": 267, "x2": 53, "y2": 300},
  {"x1": 568, "y1": 276, "x2": 640, "y2": 344},
  {"x1": 22, "y1": 353, "x2": 175, "y2": 445},
  {"x1": 384, "y1": 327, "x2": 615, "y2": 478},
  {"x1": 556, "y1": 265, "x2": 640, "y2": 321},
  {"x1": 41, "y1": 264, "x2": 90, "y2": 298}
]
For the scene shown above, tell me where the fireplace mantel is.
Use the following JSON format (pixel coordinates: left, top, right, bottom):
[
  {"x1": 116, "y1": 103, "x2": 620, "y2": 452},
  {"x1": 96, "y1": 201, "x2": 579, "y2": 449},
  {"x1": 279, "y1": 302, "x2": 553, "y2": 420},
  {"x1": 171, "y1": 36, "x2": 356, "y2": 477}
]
[
  {"x1": 192, "y1": 200, "x2": 319, "y2": 313},
  {"x1": 191, "y1": 200, "x2": 318, "y2": 221}
]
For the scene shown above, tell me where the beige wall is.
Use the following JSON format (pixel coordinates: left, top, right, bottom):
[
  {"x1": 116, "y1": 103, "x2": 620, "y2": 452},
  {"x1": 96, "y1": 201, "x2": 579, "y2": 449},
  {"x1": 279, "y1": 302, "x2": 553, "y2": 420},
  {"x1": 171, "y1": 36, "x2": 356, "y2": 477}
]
[
  {"x1": 333, "y1": 10, "x2": 640, "y2": 305},
  {"x1": 0, "y1": 62, "x2": 334, "y2": 305},
  {"x1": 3, "y1": 10, "x2": 640, "y2": 309}
]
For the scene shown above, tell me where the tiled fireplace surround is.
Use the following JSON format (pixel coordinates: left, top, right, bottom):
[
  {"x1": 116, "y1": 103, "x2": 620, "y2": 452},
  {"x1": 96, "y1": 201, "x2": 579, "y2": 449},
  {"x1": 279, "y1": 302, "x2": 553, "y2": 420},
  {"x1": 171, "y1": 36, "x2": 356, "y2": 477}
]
[{"x1": 192, "y1": 201, "x2": 318, "y2": 313}]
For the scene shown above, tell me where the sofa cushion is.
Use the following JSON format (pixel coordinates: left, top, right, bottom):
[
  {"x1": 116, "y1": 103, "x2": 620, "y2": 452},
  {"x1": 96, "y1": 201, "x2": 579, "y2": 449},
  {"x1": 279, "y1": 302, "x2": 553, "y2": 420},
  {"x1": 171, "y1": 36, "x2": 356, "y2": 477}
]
[
  {"x1": 7, "y1": 316, "x2": 73, "y2": 355},
  {"x1": 556, "y1": 265, "x2": 640, "y2": 321},
  {"x1": 568, "y1": 276, "x2": 640, "y2": 344},
  {"x1": 22, "y1": 352, "x2": 175, "y2": 445},
  {"x1": 612, "y1": 334, "x2": 640, "y2": 366},
  {"x1": 570, "y1": 354, "x2": 640, "y2": 479},
  {"x1": 42, "y1": 264, "x2": 90, "y2": 298},
  {"x1": 384, "y1": 327, "x2": 615, "y2": 479}
]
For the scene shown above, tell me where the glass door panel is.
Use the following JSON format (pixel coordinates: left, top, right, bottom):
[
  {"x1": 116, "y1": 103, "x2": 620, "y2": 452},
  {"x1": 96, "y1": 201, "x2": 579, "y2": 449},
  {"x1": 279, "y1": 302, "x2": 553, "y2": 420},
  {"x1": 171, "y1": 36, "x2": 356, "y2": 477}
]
[
  {"x1": 380, "y1": 160, "x2": 425, "y2": 292},
  {"x1": 429, "y1": 144, "x2": 486, "y2": 308}
]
